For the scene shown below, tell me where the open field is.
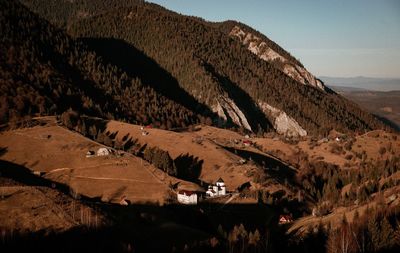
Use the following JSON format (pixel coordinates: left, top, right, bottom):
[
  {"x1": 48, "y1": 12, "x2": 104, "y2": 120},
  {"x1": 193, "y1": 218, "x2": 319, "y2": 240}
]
[
  {"x1": 0, "y1": 116, "x2": 303, "y2": 205},
  {"x1": 105, "y1": 120, "x2": 254, "y2": 190},
  {"x1": 1, "y1": 116, "x2": 399, "y2": 243},
  {"x1": 254, "y1": 130, "x2": 400, "y2": 170},
  {"x1": 0, "y1": 118, "x2": 174, "y2": 204}
]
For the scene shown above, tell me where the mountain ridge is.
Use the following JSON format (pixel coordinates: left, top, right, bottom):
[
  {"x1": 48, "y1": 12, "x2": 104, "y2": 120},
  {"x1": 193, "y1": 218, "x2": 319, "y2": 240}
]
[
  {"x1": 321, "y1": 76, "x2": 400, "y2": 91},
  {"x1": 8, "y1": 0, "x2": 389, "y2": 136}
]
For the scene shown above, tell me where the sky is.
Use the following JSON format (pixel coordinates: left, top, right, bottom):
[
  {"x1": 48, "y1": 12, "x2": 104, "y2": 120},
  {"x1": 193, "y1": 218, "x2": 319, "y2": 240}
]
[{"x1": 147, "y1": 0, "x2": 400, "y2": 78}]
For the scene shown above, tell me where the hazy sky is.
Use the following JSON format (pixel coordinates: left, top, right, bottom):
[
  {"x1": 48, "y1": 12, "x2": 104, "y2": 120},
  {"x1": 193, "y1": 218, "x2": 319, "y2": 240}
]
[{"x1": 147, "y1": 0, "x2": 400, "y2": 78}]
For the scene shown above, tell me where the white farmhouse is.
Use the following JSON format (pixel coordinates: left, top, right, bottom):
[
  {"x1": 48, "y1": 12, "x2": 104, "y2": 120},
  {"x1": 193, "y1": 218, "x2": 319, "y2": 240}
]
[
  {"x1": 97, "y1": 147, "x2": 111, "y2": 156},
  {"x1": 177, "y1": 190, "x2": 198, "y2": 205},
  {"x1": 206, "y1": 178, "x2": 227, "y2": 197}
]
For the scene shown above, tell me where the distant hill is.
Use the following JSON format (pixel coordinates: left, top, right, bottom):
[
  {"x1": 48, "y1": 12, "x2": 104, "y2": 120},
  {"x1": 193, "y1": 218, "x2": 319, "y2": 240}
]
[
  {"x1": 321, "y1": 76, "x2": 400, "y2": 92},
  {"x1": 330, "y1": 86, "x2": 400, "y2": 131}
]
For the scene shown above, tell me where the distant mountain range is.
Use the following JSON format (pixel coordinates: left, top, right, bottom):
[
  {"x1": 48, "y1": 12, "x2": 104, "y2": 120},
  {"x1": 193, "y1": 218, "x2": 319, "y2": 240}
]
[
  {"x1": 329, "y1": 85, "x2": 400, "y2": 131},
  {"x1": 321, "y1": 76, "x2": 400, "y2": 92}
]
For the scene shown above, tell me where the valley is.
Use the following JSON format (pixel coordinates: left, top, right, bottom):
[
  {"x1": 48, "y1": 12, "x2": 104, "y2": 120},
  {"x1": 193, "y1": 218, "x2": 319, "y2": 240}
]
[
  {"x1": 331, "y1": 86, "x2": 400, "y2": 131},
  {"x1": 1, "y1": 115, "x2": 399, "y2": 252},
  {"x1": 1, "y1": 0, "x2": 399, "y2": 252}
]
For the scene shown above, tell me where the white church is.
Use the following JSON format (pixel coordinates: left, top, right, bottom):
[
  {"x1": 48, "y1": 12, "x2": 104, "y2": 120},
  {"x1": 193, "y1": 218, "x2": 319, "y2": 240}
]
[{"x1": 206, "y1": 178, "x2": 226, "y2": 197}]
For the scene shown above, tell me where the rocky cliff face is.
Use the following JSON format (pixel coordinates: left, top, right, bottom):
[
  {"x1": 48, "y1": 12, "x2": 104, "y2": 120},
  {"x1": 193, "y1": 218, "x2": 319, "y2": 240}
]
[
  {"x1": 213, "y1": 97, "x2": 252, "y2": 131},
  {"x1": 258, "y1": 101, "x2": 307, "y2": 137},
  {"x1": 229, "y1": 26, "x2": 325, "y2": 91}
]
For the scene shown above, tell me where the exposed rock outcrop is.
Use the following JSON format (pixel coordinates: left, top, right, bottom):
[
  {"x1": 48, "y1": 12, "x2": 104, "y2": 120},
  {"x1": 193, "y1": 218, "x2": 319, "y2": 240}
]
[
  {"x1": 258, "y1": 101, "x2": 307, "y2": 137},
  {"x1": 212, "y1": 97, "x2": 252, "y2": 131},
  {"x1": 229, "y1": 26, "x2": 325, "y2": 91}
]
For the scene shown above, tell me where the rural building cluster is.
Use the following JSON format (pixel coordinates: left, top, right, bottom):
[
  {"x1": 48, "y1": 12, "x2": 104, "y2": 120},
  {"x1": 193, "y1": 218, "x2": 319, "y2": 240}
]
[{"x1": 177, "y1": 178, "x2": 227, "y2": 205}]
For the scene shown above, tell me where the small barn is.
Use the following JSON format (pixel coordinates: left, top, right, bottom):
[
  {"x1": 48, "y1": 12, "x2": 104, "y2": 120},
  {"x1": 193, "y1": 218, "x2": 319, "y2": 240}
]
[
  {"x1": 97, "y1": 147, "x2": 111, "y2": 156},
  {"x1": 177, "y1": 190, "x2": 198, "y2": 205}
]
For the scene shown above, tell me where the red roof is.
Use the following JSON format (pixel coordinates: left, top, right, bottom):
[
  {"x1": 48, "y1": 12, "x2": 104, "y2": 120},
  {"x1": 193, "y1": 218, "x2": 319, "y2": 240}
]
[
  {"x1": 279, "y1": 215, "x2": 293, "y2": 222},
  {"x1": 243, "y1": 140, "x2": 252, "y2": 144},
  {"x1": 178, "y1": 190, "x2": 196, "y2": 196}
]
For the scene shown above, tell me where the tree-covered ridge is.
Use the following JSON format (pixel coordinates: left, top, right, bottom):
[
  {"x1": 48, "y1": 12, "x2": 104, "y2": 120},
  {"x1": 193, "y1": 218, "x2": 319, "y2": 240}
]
[
  {"x1": 1, "y1": 0, "x2": 206, "y2": 128},
  {"x1": 19, "y1": 0, "x2": 145, "y2": 29},
  {"x1": 17, "y1": 0, "x2": 388, "y2": 136},
  {"x1": 66, "y1": 3, "x2": 384, "y2": 135}
]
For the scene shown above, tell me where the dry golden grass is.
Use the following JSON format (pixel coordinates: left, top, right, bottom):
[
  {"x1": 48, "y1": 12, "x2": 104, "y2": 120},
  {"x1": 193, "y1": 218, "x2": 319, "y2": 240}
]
[
  {"x1": 254, "y1": 130, "x2": 400, "y2": 170},
  {"x1": 0, "y1": 119, "x2": 173, "y2": 204},
  {"x1": 105, "y1": 120, "x2": 253, "y2": 190},
  {"x1": 0, "y1": 186, "x2": 76, "y2": 232}
]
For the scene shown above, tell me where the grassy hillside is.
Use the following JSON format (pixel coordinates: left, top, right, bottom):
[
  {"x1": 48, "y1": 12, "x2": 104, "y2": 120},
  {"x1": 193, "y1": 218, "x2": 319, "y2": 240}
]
[
  {"x1": 2, "y1": 116, "x2": 400, "y2": 252},
  {"x1": 0, "y1": 117, "x2": 175, "y2": 204}
]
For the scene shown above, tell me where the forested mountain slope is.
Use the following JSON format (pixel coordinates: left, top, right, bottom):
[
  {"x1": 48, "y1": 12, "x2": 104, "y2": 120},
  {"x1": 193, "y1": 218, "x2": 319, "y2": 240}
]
[
  {"x1": 16, "y1": 0, "x2": 388, "y2": 136},
  {"x1": 1, "y1": 0, "x2": 207, "y2": 128}
]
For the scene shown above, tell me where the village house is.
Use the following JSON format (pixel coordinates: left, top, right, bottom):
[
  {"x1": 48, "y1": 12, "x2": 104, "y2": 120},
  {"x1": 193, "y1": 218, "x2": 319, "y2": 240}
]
[
  {"x1": 206, "y1": 178, "x2": 227, "y2": 197},
  {"x1": 97, "y1": 147, "x2": 111, "y2": 156},
  {"x1": 243, "y1": 139, "x2": 252, "y2": 147},
  {"x1": 177, "y1": 190, "x2": 198, "y2": 205},
  {"x1": 279, "y1": 214, "x2": 293, "y2": 224}
]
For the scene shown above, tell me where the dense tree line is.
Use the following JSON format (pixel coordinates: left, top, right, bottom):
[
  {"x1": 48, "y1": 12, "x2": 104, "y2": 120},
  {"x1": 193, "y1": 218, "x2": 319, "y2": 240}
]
[
  {"x1": 296, "y1": 157, "x2": 400, "y2": 209},
  {"x1": 143, "y1": 146, "x2": 176, "y2": 176},
  {"x1": 1, "y1": 0, "x2": 202, "y2": 128},
  {"x1": 298, "y1": 206, "x2": 400, "y2": 253}
]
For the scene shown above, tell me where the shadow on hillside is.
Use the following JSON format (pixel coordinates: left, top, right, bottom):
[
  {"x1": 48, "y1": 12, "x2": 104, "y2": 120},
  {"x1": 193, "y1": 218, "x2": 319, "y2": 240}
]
[
  {"x1": 0, "y1": 159, "x2": 283, "y2": 252},
  {"x1": 34, "y1": 40, "x2": 120, "y2": 118},
  {"x1": 174, "y1": 153, "x2": 203, "y2": 183},
  {"x1": 0, "y1": 201, "x2": 281, "y2": 253},
  {"x1": 0, "y1": 159, "x2": 71, "y2": 194},
  {"x1": 0, "y1": 147, "x2": 7, "y2": 157},
  {"x1": 0, "y1": 159, "x2": 322, "y2": 253},
  {"x1": 81, "y1": 38, "x2": 221, "y2": 121},
  {"x1": 223, "y1": 147, "x2": 296, "y2": 185}
]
